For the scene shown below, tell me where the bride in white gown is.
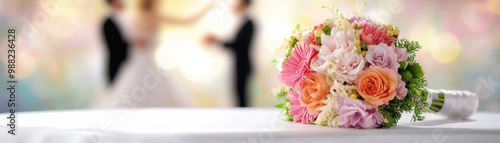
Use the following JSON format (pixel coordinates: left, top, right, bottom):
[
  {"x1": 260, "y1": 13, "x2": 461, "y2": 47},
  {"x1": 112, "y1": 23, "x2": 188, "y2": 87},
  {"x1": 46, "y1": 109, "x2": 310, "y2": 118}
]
[{"x1": 100, "y1": 0, "x2": 213, "y2": 107}]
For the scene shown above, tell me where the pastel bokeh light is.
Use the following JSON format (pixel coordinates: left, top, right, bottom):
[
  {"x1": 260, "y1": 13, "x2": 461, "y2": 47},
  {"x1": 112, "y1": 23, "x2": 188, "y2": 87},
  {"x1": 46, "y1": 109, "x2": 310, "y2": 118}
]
[
  {"x1": 430, "y1": 32, "x2": 461, "y2": 64},
  {"x1": 0, "y1": 0, "x2": 499, "y2": 112}
]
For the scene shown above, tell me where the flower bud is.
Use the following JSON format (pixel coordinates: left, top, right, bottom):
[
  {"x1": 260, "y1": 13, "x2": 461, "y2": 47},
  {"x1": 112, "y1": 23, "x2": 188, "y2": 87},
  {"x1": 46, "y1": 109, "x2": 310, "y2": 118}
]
[
  {"x1": 350, "y1": 94, "x2": 358, "y2": 99},
  {"x1": 314, "y1": 28, "x2": 324, "y2": 37}
]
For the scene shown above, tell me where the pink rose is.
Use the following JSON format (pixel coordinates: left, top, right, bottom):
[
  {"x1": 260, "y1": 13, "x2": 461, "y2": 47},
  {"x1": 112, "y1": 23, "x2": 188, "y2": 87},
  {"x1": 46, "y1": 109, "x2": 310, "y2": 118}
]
[
  {"x1": 396, "y1": 79, "x2": 408, "y2": 100},
  {"x1": 349, "y1": 16, "x2": 376, "y2": 26},
  {"x1": 334, "y1": 96, "x2": 384, "y2": 129},
  {"x1": 365, "y1": 43, "x2": 399, "y2": 72},
  {"x1": 395, "y1": 47, "x2": 410, "y2": 62}
]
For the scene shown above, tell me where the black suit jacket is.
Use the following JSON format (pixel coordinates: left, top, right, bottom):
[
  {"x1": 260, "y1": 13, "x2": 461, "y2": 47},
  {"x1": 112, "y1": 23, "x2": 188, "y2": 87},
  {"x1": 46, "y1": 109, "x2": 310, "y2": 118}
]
[
  {"x1": 102, "y1": 17, "x2": 128, "y2": 84},
  {"x1": 224, "y1": 18, "x2": 254, "y2": 75}
]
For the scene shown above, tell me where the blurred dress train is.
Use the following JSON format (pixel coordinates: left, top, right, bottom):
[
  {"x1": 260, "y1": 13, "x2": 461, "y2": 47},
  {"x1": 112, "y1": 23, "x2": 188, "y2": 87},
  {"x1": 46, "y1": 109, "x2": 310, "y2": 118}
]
[{"x1": 99, "y1": 14, "x2": 195, "y2": 108}]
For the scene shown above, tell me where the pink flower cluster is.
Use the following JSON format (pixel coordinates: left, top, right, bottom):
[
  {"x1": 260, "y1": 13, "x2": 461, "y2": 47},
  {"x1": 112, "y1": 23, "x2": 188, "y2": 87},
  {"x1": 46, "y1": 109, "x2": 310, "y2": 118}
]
[
  {"x1": 335, "y1": 96, "x2": 384, "y2": 129},
  {"x1": 276, "y1": 14, "x2": 414, "y2": 129}
]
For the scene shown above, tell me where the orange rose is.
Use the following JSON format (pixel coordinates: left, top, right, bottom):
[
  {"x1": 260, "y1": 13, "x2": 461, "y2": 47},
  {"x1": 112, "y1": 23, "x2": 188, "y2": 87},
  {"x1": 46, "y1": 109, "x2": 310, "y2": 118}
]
[
  {"x1": 299, "y1": 74, "x2": 330, "y2": 114},
  {"x1": 355, "y1": 67, "x2": 398, "y2": 106}
]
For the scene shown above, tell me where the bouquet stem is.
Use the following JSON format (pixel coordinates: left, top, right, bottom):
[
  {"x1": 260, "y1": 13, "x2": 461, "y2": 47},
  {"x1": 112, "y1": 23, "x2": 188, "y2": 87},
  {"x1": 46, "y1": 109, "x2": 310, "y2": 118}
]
[{"x1": 426, "y1": 89, "x2": 479, "y2": 119}]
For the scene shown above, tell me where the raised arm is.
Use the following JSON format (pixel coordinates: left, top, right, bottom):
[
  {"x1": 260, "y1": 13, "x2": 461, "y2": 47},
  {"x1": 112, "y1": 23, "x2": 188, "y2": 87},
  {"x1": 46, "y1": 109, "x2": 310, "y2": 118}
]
[{"x1": 161, "y1": 1, "x2": 214, "y2": 25}]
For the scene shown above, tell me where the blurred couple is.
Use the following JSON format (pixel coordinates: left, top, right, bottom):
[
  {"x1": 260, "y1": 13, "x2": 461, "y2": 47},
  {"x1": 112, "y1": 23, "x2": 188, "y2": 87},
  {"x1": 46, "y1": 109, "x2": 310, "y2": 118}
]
[{"x1": 101, "y1": 0, "x2": 255, "y2": 107}]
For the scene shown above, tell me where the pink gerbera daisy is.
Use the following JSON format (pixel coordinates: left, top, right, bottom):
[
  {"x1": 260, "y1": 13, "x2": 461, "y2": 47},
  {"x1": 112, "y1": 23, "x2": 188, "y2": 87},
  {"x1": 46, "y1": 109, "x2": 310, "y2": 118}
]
[
  {"x1": 287, "y1": 90, "x2": 318, "y2": 124},
  {"x1": 279, "y1": 43, "x2": 318, "y2": 90},
  {"x1": 361, "y1": 24, "x2": 397, "y2": 46}
]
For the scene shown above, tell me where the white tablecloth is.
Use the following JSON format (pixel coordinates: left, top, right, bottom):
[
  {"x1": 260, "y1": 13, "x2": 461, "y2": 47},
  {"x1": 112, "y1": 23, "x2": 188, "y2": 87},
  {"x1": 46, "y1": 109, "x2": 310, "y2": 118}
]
[{"x1": 1, "y1": 108, "x2": 499, "y2": 143}]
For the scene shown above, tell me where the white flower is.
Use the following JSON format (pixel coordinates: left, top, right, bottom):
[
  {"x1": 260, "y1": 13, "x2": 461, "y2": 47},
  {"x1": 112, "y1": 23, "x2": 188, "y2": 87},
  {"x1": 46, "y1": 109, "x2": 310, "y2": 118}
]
[
  {"x1": 311, "y1": 58, "x2": 328, "y2": 74},
  {"x1": 275, "y1": 41, "x2": 289, "y2": 57},
  {"x1": 298, "y1": 31, "x2": 310, "y2": 44},
  {"x1": 273, "y1": 39, "x2": 293, "y2": 71},
  {"x1": 329, "y1": 80, "x2": 357, "y2": 98},
  {"x1": 323, "y1": 18, "x2": 336, "y2": 28},
  {"x1": 333, "y1": 49, "x2": 365, "y2": 83},
  {"x1": 315, "y1": 27, "x2": 359, "y2": 78},
  {"x1": 317, "y1": 26, "x2": 358, "y2": 64},
  {"x1": 314, "y1": 94, "x2": 338, "y2": 127},
  {"x1": 320, "y1": 27, "x2": 358, "y2": 54},
  {"x1": 270, "y1": 85, "x2": 290, "y2": 97},
  {"x1": 320, "y1": 33, "x2": 337, "y2": 54}
]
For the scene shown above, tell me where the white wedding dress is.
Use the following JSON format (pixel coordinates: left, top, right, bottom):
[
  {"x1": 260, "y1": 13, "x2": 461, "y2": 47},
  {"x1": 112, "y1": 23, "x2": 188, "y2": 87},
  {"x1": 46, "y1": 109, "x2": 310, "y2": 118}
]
[{"x1": 99, "y1": 14, "x2": 195, "y2": 108}]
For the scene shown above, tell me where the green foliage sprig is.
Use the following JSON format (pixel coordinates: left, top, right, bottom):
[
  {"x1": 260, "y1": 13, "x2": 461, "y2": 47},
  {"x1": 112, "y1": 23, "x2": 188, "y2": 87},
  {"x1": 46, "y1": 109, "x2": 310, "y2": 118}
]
[
  {"x1": 378, "y1": 39, "x2": 429, "y2": 128},
  {"x1": 273, "y1": 87, "x2": 293, "y2": 121}
]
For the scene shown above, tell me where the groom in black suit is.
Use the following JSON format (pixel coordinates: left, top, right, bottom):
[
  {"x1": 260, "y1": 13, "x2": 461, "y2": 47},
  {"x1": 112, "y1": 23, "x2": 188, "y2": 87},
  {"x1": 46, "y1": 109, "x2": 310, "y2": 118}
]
[
  {"x1": 206, "y1": 0, "x2": 255, "y2": 107},
  {"x1": 102, "y1": 0, "x2": 128, "y2": 86}
]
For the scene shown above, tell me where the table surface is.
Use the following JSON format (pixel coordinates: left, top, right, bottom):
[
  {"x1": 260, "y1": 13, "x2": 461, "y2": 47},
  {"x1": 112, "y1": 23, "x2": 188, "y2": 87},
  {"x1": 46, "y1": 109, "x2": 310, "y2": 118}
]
[{"x1": 1, "y1": 108, "x2": 500, "y2": 143}]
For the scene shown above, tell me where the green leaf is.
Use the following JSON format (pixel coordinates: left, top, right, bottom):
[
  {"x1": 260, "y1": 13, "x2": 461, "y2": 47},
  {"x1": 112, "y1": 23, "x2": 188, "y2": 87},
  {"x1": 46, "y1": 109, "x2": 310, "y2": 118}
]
[
  {"x1": 287, "y1": 114, "x2": 294, "y2": 120},
  {"x1": 408, "y1": 96, "x2": 415, "y2": 107},
  {"x1": 323, "y1": 25, "x2": 331, "y2": 35},
  {"x1": 271, "y1": 59, "x2": 279, "y2": 65},
  {"x1": 399, "y1": 61, "x2": 406, "y2": 69},
  {"x1": 384, "y1": 115, "x2": 395, "y2": 128},
  {"x1": 399, "y1": 70, "x2": 413, "y2": 82},
  {"x1": 395, "y1": 39, "x2": 421, "y2": 53},
  {"x1": 275, "y1": 103, "x2": 284, "y2": 108},
  {"x1": 361, "y1": 42, "x2": 368, "y2": 51},
  {"x1": 276, "y1": 90, "x2": 288, "y2": 99},
  {"x1": 294, "y1": 24, "x2": 301, "y2": 31},
  {"x1": 421, "y1": 89, "x2": 428, "y2": 101},
  {"x1": 284, "y1": 37, "x2": 299, "y2": 60},
  {"x1": 407, "y1": 63, "x2": 424, "y2": 79}
]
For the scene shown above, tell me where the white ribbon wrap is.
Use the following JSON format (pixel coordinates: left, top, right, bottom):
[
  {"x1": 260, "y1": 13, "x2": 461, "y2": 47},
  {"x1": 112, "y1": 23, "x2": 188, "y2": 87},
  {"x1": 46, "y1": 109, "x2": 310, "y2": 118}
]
[{"x1": 426, "y1": 89, "x2": 479, "y2": 119}]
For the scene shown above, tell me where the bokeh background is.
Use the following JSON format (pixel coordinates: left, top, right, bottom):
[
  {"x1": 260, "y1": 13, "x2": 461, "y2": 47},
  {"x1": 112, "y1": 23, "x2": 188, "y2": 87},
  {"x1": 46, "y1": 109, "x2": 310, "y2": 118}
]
[{"x1": 0, "y1": 0, "x2": 499, "y2": 112}]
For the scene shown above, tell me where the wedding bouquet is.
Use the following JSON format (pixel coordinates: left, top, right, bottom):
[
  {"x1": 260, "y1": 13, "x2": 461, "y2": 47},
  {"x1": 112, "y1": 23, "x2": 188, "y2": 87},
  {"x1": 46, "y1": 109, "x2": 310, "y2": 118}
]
[{"x1": 271, "y1": 7, "x2": 477, "y2": 129}]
